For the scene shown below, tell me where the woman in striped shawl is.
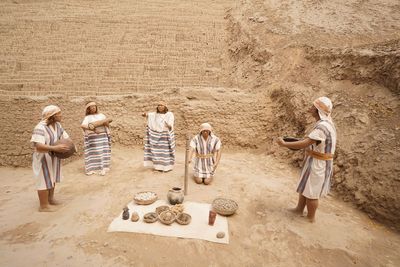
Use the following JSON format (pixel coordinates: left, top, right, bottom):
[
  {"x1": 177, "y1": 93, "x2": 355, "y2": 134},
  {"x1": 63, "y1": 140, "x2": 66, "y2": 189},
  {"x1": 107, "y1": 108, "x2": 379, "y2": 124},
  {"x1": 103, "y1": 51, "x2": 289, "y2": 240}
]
[
  {"x1": 81, "y1": 102, "x2": 112, "y2": 176},
  {"x1": 277, "y1": 96, "x2": 337, "y2": 223},
  {"x1": 142, "y1": 101, "x2": 175, "y2": 172},
  {"x1": 188, "y1": 123, "x2": 222, "y2": 185},
  {"x1": 31, "y1": 105, "x2": 71, "y2": 212}
]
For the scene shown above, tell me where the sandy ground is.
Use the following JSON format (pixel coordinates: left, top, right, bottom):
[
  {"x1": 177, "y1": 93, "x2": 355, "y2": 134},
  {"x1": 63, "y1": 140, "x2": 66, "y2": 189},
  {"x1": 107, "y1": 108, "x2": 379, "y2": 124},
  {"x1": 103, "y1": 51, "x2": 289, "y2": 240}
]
[{"x1": 0, "y1": 146, "x2": 399, "y2": 267}]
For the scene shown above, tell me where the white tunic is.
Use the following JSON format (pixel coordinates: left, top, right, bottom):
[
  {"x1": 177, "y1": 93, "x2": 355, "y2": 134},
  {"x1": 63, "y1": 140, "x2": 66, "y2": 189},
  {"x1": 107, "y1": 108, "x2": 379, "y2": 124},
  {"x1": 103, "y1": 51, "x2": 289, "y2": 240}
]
[
  {"x1": 190, "y1": 134, "x2": 222, "y2": 179},
  {"x1": 31, "y1": 121, "x2": 69, "y2": 190},
  {"x1": 297, "y1": 120, "x2": 337, "y2": 199},
  {"x1": 81, "y1": 113, "x2": 109, "y2": 134}
]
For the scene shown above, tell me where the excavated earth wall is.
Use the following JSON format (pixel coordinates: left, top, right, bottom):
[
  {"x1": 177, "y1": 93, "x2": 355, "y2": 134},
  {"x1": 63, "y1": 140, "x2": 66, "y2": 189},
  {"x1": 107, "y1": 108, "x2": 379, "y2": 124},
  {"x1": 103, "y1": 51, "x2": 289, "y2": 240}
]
[{"x1": 0, "y1": 0, "x2": 399, "y2": 229}]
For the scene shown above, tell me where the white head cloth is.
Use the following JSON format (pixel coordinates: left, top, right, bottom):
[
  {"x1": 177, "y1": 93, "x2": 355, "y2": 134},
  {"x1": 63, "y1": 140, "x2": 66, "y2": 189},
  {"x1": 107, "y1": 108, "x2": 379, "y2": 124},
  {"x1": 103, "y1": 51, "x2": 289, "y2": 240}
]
[
  {"x1": 200, "y1": 123, "x2": 212, "y2": 133},
  {"x1": 157, "y1": 100, "x2": 167, "y2": 108},
  {"x1": 42, "y1": 105, "x2": 61, "y2": 122},
  {"x1": 85, "y1": 101, "x2": 96, "y2": 109},
  {"x1": 313, "y1": 97, "x2": 333, "y2": 122}
]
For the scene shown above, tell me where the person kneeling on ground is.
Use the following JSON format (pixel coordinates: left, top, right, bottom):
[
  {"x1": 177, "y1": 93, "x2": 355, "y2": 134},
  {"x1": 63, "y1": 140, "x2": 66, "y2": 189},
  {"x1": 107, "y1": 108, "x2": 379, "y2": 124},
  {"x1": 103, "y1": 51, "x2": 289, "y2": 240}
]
[
  {"x1": 30, "y1": 105, "x2": 71, "y2": 212},
  {"x1": 277, "y1": 96, "x2": 337, "y2": 223},
  {"x1": 188, "y1": 123, "x2": 222, "y2": 185}
]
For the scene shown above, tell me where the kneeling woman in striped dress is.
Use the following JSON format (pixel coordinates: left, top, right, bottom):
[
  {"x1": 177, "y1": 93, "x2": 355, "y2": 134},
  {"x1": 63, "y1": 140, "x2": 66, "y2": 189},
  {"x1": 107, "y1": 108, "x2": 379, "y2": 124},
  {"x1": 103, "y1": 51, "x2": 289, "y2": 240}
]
[
  {"x1": 81, "y1": 102, "x2": 112, "y2": 176},
  {"x1": 142, "y1": 101, "x2": 175, "y2": 172}
]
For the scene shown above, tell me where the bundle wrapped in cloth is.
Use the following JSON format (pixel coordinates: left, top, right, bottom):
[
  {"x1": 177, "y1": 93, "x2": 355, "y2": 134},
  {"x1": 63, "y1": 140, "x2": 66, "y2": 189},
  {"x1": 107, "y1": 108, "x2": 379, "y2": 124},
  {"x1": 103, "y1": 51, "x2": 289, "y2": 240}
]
[{"x1": 88, "y1": 118, "x2": 113, "y2": 130}]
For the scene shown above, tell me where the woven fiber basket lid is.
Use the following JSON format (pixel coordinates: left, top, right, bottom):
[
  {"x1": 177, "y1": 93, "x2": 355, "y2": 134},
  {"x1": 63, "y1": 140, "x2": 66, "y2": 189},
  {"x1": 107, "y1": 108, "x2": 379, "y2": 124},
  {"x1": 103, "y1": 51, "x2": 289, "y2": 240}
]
[
  {"x1": 134, "y1": 191, "x2": 158, "y2": 205},
  {"x1": 159, "y1": 210, "x2": 176, "y2": 225},
  {"x1": 212, "y1": 198, "x2": 238, "y2": 216}
]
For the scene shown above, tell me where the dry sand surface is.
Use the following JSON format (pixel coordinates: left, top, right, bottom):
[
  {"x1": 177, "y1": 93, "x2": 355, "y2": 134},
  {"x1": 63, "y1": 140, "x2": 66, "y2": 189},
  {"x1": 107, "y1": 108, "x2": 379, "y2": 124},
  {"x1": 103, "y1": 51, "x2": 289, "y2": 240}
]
[
  {"x1": 0, "y1": 0, "x2": 400, "y2": 265},
  {"x1": 1, "y1": 146, "x2": 400, "y2": 267}
]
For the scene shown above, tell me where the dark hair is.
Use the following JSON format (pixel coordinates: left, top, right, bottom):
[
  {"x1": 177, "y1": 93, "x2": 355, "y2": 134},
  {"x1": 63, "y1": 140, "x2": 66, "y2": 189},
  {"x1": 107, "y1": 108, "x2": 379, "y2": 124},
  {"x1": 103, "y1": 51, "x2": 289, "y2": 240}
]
[
  {"x1": 156, "y1": 105, "x2": 168, "y2": 114},
  {"x1": 85, "y1": 103, "x2": 98, "y2": 116},
  {"x1": 46, "y1": 114, "x2": 57, "y2": 125}
]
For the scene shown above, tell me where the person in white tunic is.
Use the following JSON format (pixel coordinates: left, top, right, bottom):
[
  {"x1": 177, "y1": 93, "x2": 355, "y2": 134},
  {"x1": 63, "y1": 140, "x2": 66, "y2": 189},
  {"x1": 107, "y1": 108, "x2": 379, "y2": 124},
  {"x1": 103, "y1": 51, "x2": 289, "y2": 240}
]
[
  {"x1": 80, "y1": 102, "x2": 112, "y2": 176},
  {"x1": 30, "y1": 105, "x2": 71, "y2": 212},
  {"x1": 142, "y1": 101, "x2": 175, "y2": 172},
  {"x1": 277, "y1": 97, "x2": 337, "y2": 222},
  {"x1": 188, "y1": 123, "x2": 222, "y2": 185}
]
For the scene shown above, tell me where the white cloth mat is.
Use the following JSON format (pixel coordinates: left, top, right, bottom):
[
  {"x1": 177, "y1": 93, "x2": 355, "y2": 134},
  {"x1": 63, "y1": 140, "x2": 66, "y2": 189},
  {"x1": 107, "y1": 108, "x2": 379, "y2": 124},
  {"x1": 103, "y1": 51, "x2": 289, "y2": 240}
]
[{"x1": 108, "y1": 200, "x2": 229, "y2": 244}]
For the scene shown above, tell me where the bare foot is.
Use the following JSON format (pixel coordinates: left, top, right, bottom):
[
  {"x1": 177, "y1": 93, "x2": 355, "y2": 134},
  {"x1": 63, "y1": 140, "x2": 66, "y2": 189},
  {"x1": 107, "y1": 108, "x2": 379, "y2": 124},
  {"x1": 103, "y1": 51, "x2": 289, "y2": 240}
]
[
  {"x1": 49, "y1": 199, "x2": 62, "y2": 205},
  {"x1": 39, "y1": 206, "x2": 56, "y2": 212},
  {"x1": 307, "y1": 216, "x2": 316, "y2": 223},
  {"x1": 288, "y1": 208, "x2": 304, "y2": 215}
]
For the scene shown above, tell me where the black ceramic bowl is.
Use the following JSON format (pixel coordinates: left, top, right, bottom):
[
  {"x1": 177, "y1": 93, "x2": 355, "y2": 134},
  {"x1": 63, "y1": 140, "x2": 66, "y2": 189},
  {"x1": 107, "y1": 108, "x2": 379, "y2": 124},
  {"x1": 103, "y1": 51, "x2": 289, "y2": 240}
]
[{"x1": 283, "y1": 136, "x2": 301, "y2": 151}]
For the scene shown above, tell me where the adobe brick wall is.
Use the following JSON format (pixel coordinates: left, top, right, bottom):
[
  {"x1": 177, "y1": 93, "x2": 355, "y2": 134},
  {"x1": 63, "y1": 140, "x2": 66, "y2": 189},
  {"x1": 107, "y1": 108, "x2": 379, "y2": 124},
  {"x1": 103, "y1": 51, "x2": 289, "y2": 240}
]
[
  {"x1": 0, "y1": 0, "x2": 233, "y2": 97},
  {"x1": 0, "y1": 90, "x2": 271, "y2": 167}
]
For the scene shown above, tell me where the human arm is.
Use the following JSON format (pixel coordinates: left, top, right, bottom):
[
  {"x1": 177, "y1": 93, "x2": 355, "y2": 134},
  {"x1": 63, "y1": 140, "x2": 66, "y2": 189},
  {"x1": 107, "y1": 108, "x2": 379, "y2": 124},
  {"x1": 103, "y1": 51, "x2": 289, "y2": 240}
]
[
  {"x1": 81, "y1": 116, "x2": 91, "y2": 131},
  {"x1": 34, "y1": 142, "x2": 69, "y2": 153},
  {"x1": 164, "y1": 112, "x2": 174, "y2": 130},
  {"x1": 81, "y1": 115, "x2": 109, "y2": 132},
  {"x1": 213, "y1": 149, "x2": 222, "y2": 171},
  {"x1": 276, "y1": 137, "x2": 316, "y2": 150},
  {"x1": 188, "y1": 138, "x2": 196, "y2": 164},
  {"x1": 164, "y1": 121, "x2": 172, "y2": 131}
]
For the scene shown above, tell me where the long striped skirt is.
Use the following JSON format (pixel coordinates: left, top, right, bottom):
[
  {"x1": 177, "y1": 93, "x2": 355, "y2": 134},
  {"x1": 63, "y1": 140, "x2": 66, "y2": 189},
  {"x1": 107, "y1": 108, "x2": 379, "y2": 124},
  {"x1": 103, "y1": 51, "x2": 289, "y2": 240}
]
[
  {"x1": 84, "y1": 132, "x2": 111, "y2": 174},
  {"x1": 144, "y1": 127, "x2": 175, "y2": 171}
]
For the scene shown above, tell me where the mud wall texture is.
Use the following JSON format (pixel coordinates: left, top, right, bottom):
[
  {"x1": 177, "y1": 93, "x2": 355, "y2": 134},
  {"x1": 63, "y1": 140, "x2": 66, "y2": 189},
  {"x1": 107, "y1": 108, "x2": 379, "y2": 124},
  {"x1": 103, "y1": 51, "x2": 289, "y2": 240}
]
[
  {"x1": 222, "y1": 0, "x2": 400, "y2": 229},
  {"x1": 0, "y1": 0, "x2": 233, "y2": 97},
  {"x1": 267, "y1": 88, "x2": 400, "y2": 228},
  {"x1": 305, "y1": 40, "x2": 400, "y2": 94},
  {"x1": 0, "y1": 88, "x2": 270, "y2": 167}
]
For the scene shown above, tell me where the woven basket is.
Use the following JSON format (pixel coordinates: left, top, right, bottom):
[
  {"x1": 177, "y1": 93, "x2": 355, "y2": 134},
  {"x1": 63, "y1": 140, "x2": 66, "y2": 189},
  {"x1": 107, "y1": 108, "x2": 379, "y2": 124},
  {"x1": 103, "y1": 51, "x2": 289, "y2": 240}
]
[
  {"x1": 159, "y1": 210, "x2": 176, "y2": 225},
  {"x1": 212, "y1": 198, "x2": 238, "y2": 216},
  {"x1": 143, "y1": 212, "x2": 158, "y2": 223},
  {"x1": 156, "y1": 205, "x2": 170, "y2": 215},
  {"x1": 133, "y1": 191, "x2": 158, "y2": 205},
  {"x1": 176, "y1": 213, "x2": 191, "y2": 225}
]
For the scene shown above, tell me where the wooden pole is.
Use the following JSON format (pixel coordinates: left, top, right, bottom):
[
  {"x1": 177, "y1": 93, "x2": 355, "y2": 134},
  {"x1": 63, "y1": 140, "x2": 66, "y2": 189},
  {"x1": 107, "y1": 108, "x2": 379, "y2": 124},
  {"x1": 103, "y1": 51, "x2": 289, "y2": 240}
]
[{"x1": 184, "y1": 135, "x2": 190, "y2": 195}]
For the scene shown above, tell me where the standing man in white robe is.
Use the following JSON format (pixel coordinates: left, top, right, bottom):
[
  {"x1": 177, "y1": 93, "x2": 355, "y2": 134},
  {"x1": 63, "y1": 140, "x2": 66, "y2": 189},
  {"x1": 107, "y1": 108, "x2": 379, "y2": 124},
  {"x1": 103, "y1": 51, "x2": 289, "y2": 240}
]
[
  {"x1": 31, "y1": 105, "x2": 71, "y2": 212},
  {"x1": 277, "y1": 97, "x2": 337, "y2": 222}
]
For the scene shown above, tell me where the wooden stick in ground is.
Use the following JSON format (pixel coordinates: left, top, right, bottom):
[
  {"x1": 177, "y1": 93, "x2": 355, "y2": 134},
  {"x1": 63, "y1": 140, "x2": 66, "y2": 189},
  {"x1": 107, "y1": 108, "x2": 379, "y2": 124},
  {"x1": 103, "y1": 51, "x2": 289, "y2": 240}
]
[{"x1": 184, "y1": 135, "x2": 190, "y2": 195}]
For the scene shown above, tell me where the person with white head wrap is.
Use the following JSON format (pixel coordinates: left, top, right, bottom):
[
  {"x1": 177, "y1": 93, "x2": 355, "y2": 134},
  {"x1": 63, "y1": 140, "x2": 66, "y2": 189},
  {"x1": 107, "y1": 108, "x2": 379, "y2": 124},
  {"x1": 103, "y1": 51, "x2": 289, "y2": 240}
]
[
  {"x1": 30, "y1": 105, "x2": 71, "y2": 212},
  {"x1": 313, "y1": 96, "x2": 333, "y2": 122},
  {"x1": 41, "y1": 105, "x2": 61, "y2": 123},
  {"x1": 277, "y1": 96, "x2": 337, "y2": 222},
  {"x1": 188, "y1": 123, "x2": 222, "y2": 185},
  {"x1": 142, "y1": 101, "x2": 175, "y2": 171},
  {"x1": 80, "y1": 102, "x2": 112, "y2": 176}
]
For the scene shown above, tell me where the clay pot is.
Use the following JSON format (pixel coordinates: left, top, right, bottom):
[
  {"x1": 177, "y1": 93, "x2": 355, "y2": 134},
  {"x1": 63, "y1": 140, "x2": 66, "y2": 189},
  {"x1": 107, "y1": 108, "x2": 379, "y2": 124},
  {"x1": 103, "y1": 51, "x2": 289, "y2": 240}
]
[
  {"x1": 167, "y1": 187, "x2": 184, "y2": 205},
  {"x1": 122, "y1": 207, "x2": 130, "y2": 220}
]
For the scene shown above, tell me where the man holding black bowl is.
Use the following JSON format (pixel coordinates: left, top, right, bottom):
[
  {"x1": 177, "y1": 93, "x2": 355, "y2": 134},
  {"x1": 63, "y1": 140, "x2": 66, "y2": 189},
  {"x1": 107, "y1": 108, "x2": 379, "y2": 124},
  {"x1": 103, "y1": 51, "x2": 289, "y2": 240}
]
[{"x1": 277, "y1": 97, "x2": 337, "y2": 223}]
